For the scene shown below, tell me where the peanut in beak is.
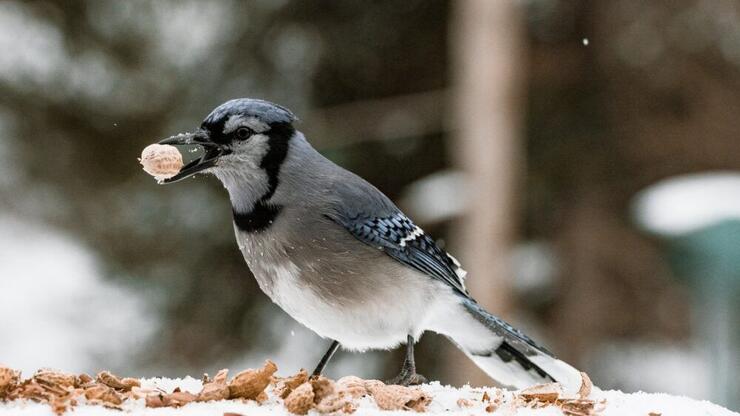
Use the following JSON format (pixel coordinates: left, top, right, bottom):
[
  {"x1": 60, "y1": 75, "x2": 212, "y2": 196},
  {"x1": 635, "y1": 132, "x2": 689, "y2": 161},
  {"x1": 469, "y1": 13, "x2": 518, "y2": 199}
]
[{"x1": 140, "y1": 144, "x2": 183, "y2": 180}]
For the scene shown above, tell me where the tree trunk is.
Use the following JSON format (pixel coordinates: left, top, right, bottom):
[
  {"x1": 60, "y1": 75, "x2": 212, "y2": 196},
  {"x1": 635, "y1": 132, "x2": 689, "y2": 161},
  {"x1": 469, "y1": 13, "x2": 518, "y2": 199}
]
[{"x1": 446, "y1": 0, "x2": 525, "y2": 387}]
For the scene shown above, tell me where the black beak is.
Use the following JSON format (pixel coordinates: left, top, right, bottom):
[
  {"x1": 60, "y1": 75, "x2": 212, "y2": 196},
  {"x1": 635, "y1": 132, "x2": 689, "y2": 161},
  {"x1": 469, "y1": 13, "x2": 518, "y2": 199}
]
[{"x1": 157, "y1": 130, "x2": 230, "y2": 184}]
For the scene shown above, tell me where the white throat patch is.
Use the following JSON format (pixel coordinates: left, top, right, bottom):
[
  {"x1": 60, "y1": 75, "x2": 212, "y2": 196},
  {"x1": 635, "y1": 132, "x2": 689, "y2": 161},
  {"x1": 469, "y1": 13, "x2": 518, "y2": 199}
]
[{"x1": 212, "y1": 133, "x2": 272, "y2": 213}]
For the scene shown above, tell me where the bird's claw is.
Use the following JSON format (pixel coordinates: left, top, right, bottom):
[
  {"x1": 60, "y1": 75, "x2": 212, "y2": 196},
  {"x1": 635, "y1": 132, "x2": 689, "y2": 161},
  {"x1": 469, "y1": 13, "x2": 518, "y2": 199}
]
[{"x1": 385, "y1": 371, "x2": 428, "y2": 386}]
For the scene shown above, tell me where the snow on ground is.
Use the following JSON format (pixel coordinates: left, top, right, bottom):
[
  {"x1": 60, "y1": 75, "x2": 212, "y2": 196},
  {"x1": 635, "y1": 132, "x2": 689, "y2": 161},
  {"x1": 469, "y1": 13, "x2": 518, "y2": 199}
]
[{"x1": 0, "y1": 377, "x2": 736, "y2": 416}]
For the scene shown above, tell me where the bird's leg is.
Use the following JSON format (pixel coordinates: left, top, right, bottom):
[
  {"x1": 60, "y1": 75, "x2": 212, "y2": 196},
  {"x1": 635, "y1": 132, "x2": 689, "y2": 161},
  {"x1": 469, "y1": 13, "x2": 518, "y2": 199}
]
[
  {"x1": 311, "y1": 340, "x2": 340, "y2": 378},
  {"x1": 386, "y1": 335, "x2": 428, "y2": 386}
]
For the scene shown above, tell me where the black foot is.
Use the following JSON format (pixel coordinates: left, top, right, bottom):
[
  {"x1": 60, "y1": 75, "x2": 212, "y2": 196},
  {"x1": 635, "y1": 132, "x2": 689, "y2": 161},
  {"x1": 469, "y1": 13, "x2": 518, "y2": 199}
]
[
  {"x1": 312, "y1": 340, "x2": 340, "y2": 377},
  {"x1": 387, "y1": 334, "x2": 427, "y2": 385},
  {"x1": 386, "y1": 371, "x2": 428, "y2": 386}
]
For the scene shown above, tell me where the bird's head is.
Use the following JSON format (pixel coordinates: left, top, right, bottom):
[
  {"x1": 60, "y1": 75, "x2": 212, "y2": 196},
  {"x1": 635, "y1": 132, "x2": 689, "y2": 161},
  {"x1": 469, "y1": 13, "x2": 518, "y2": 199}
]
[{"x1": 157, "y1": 98, "x2": 297, "y2": 184}]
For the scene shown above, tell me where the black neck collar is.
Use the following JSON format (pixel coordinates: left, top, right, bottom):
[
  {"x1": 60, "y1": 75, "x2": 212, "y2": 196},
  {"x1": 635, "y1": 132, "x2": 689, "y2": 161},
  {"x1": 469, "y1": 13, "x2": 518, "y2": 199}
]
[{"x1": 232, "y1": 122, "x2": 294, "y2": 233}]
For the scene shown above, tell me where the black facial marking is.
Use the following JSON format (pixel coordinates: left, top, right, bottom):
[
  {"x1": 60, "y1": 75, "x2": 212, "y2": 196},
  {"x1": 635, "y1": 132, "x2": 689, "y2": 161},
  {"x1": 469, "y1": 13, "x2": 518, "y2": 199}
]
[
  {"x1": 200, "y1": 118, "x2": 229, "y2": 145},
  {"x1": 201, "y1": 98, "x2": 296, "y2": 145},
  {"x1": 193, "y1": 99, "x2": 298, "y2": 232},
  {"x1": 259, "y1": 121, "x2": 294, "y2": 201},
  {"x1": 232, "y1": 121, "x2": 295, "y2": 233},
  {"x1": 233, "y1": 202, "x2": 283, "y2": 233}
]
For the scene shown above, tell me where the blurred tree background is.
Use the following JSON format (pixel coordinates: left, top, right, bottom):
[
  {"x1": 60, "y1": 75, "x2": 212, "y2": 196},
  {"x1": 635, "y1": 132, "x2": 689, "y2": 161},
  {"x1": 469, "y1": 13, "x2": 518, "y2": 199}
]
[{"x1": 0, "y1": 0, "x2": 738, "y2": 409}]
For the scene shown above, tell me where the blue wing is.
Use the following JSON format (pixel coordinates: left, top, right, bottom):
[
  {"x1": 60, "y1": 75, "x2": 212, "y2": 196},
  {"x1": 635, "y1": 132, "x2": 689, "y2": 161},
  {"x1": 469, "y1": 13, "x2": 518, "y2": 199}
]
[{"x1": 329, "y1": 211, "x2": 469, "y2": 296}]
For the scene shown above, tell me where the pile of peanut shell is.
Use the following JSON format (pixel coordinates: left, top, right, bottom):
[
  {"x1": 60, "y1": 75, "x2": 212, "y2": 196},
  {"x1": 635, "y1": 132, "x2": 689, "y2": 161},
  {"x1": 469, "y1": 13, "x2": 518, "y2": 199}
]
[
  {"x1": 0, "y1": 361, "x2": 600, "y2": 415},
  {"x1": 0, "y1": 361, "x2": 430, "y2": 415}
]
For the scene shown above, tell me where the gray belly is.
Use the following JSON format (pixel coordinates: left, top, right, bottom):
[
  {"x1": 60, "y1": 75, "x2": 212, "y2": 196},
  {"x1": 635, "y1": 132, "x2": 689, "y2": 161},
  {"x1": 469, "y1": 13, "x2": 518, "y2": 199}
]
[{"x1": 234, "y1": 224, "x2": 443, "y2": 350}]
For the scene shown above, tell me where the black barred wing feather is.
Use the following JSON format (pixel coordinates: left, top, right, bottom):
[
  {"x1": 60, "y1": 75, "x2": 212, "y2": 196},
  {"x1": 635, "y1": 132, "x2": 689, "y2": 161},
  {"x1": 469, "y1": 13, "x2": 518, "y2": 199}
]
[{"x1": 330, "y1": 212, "x2": 469, "y2": 296}]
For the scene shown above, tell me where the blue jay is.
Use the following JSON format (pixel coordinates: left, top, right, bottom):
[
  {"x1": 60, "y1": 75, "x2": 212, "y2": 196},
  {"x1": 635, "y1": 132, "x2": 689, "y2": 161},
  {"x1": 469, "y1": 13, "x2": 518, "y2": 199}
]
[{"x1": 157, "y1": 98, "x2": 581, "y2": 389}]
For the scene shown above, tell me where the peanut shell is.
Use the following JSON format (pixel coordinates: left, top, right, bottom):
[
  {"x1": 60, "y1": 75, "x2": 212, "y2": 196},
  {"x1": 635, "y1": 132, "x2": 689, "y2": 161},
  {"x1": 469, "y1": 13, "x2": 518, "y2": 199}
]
[
  {"x1": 0, "y1": 367, "x2": 19, "y2": 397},
  {"x1": 284, "y1": 382, "x2": 315, "y2": 415},
  {"x1": 275, "y1": 369, "x2": 309, "y2": 399},
  {"x1": 228, "y1": 360, "x2": 278, "y2": 400},
  {"x1": 365, "y1": 382, "x2": 430, "y2": 412},
  {"x1": 140, "y1": 144, "x2": 183, "y2": 180}
]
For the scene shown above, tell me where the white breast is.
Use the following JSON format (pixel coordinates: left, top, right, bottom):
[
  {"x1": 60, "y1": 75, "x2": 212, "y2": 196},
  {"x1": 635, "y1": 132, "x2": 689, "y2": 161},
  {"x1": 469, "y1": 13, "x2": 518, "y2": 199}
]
[
  {"x1": 251, "y1": 258, "x2": 435, "y2": 351},
  {"x1": 236, "y1": 222, "x2": 446, "y2": 352}
]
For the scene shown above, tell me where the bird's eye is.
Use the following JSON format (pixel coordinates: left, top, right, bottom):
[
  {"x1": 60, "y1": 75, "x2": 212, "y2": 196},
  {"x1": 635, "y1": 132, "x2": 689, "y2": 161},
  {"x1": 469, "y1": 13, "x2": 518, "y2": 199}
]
[{"x1": 235, "y1": 127, "x2": 252, "y2": 140}]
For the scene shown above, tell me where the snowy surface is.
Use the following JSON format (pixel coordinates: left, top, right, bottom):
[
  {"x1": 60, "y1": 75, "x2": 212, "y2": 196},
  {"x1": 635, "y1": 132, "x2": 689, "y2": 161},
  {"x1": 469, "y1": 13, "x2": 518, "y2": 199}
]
[{"x1": 0, "y1": 377, "x2": 736, "y2": 416}]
